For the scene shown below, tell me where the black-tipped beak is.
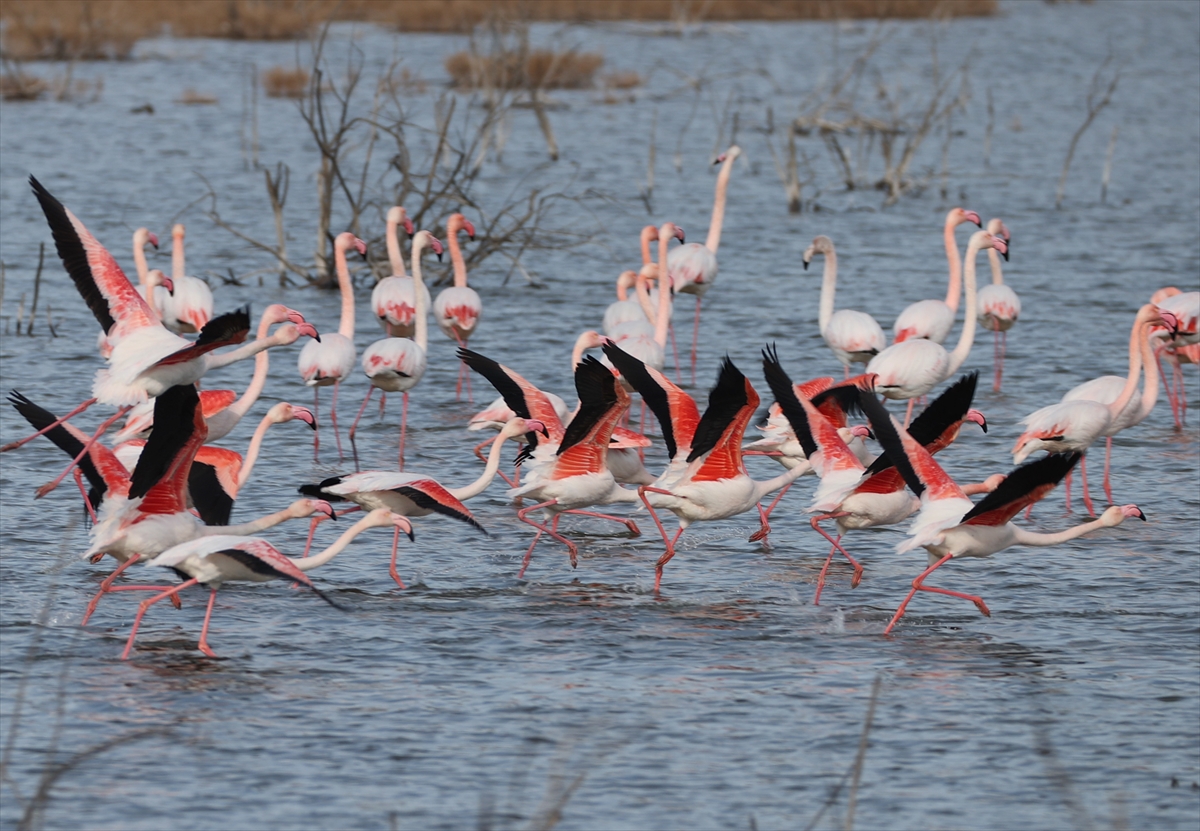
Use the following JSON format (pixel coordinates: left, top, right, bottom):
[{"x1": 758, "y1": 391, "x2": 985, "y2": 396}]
[
  {"x1": 1135, "y1": 508, "x2": 1147, "y2": 521},
  {"x1": 1001, "y1": 248, "x2": 1010, "y2": 262},
  {"x1": 980, "y1": 419, "x2": 988, "y2": 434},
  {"x1": 973, "y1": 218, "x2": 982, "y2": 227},
  {"x1": 802, "y1": 259, "x2": 810, "y2": 271},
  {"x1": 306, "y1": 420, "x2": 318, "y2": 432},
  {"x1": 865, "y1": 429, "x2": 875, "y2": 440},
  {"x1": 436, "y1": 253, "x2": 443, "y2": 262},
  {"x1": 404, "y1": 526, "x2": 416, "y2": 541},
  {"x1": 712, "y1": 157, "x2": 721, "y2": 166}
]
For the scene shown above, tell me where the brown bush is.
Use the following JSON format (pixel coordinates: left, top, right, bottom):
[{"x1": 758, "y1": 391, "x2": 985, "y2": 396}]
[
  {"x1": 446, "y1": 49, "x2": 603, "y2": 90},
  {"x1": 177, "y1": 88, "x2": 218, "y2": 105},
  {"x1": 262, "y1": 66, "x2": 310, "y2": 98},
  {"x1": 603, "y1": 70, "x2": 642, "y2": 90},
  {"x1": 0, "y1": 69, "x2": 47, "y2": 100}
]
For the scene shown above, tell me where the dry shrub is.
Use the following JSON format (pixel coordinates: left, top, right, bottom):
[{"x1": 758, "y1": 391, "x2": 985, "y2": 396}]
[
  {"x1": 603, "y1": 70, "x2": 642, "y2": 90},
  {"x1": 177, "y1": 88, "x2": 218, "y2": 104},
  {"x1": 262, "y1": 66, "x2": 310, "y2": 98},
  {"x1": 1, "y1": 0, "x2": 140, "y2": 60},
  {"x1": 446, "y1": 49, "x2": 603, "y2": 90},
  {"x1": 0, "y1": 69, "x2": 47, "y2": 100}
]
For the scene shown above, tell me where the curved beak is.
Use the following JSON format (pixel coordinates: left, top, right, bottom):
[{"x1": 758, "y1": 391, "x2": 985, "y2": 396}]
[
  {"x1": 403, "y1": 217, "x2": 415, "y2": 237},
  {"x1": 673, "y1": 225, "x2": 686, "y2": 243},
  {"x1": 316, "y1": 500, "x2": 336, "y2": 521},
  {"x1": 148, "y1": 232, "x2": 160, "y2": 249},
  {"x1": 286, "y1": 309, "x2": 308, "y2": 325},
  {"x1": 967, "y1": 409, "x2": 988, "y2": 433},
  {"x1": 429, "y1": 238, "x2": 445, "y2": 262},
  {"x1": 293, "y1": 405, "x2": 318, "y2": 430},
  {"x1": 965, "y1": 210, "x2": 982, "y2": 227},
  {"x1": 396, "y1": 516, "x2": 415, "y2": 541},
  {"x1": 464, "y1": 219, "x2": 477, "y2": 241},
  {"x1": 525, "y1": 419, "x2": 549, "y2": 437},
  {"x1": 713, "y1": 153, "x2": 726, "y2": 165},
  {"x1": 353, "y1": 237, "x2": 368, "y2": 259},
  {"x1": 1134, "y1": 507, "x2": 1147, "y2": 521},
  {"x1": 297, "y1": 322, "x2": 321, "y2": 342},
  {"x1": 802, "y1": 258, "x2": 810, "y2": 271},
  {"x1": 160, "y1": 275, "x2": 175, "y2": 294}
]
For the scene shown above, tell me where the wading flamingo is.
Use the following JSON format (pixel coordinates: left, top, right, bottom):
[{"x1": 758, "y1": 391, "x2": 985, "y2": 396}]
[
  {"x1": 857, "y1": 390, "x2": 1144, "y2": 635},
  {"x1": 1153, "y1": 287, "x2": 1200, "y2": 427},
  {"x1": 434, "y1": 213, "x2": 481, "y2": 400},
  {"x1": 892, "y1": 207, "x2": 981, "y2": 344},
  {"x1": 371, "y1": 206, "x2": 426, "y2": 339},
  {"x1": 156, "y1": 223, "x2": 213, "y2": 334},
  {"x1": 975, "y1": 218, "x2": 1019, "y2": 391},
  {"x1": 803, "y1": 235, "x2": 886, "y2": 376},
  {"x1": 297, "y1": 231, "x2": 368, "y2": 461},
  {"x1": 1017, "y1": 303, "x2": 1175, "y2": 514},
  {"x1": 668, "y1": 145, "x2": 741, "y2": 383},
  {"x1": 124, "y1": 508, "x2": 413, "y2": 659},
  {"x1": 868, "y1": 230, "x2": 1007, "y2": 426},
  {"x1": 349, "y1": 231, "x2": 444, "y2": 468},
  {"x1": 606, "y1": 223, "x2": 683, "y2": 379}
]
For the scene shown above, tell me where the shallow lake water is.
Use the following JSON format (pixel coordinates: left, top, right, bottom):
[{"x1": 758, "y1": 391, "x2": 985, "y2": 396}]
[{"x1": 1, "y1": 2, "x2": 1198, "y2": 829}]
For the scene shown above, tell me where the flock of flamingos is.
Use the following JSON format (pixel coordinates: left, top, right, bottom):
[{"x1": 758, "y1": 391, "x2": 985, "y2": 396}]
[{"x1": 3, "y1": 150, "x2": 1197, "y2": 660}]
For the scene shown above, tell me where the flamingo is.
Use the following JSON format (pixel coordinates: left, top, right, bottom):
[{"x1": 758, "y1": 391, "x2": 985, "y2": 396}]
[
  {"x1": 892, "y1": 207, "x2": 982, "y2": 344},
  {"x1": 668, "y1": 145, "x2": 741, "y2": 383},
  {"x1": 154, "y1": 223, "x2": 214, "y2": 334},
  {"x1": 299, "y1": 416, "x2": 540, "y2": 586},
  {"x1": 124, "y1": 508, "x2": 413, "y2": 659},
  {"x1": 803, "y1": 235, "x2": 886, "y2": 376},
  {"x1": 434, "y1": 213, "x2": 481, "y2": 400},
  {"x1": 297, "y1": 231, "x2": 368, "y2": 461},
  {"x1": 867, "y1": 230, "x2": 1008, "y2": 426},
  {"x1": 349, "y1": 231, "x2": 444, "y2": 468},
  {"x1": 602, "y1": 269, "x2": 647, "y2": 336},
  {"x1": 602, "y1": 342, "x2": 809, "y2": 592},
  {"x1": 1153, "y1": 287, "x2": 1200, "y2": 427},
  {"x1": 605, "y1": 223, "x2": 684, "y2": 380},
  {"x1": 976, "y1": 218, "x2": 1019, "y2": 391},
  {"x1": 761, "y1": 354, "x2": 996, "y2": 602},
  {"x1": 113, "y1": 304, "x2": 318, "y2": 444},
  {"x1": 371, "y1": 206, "x2": 426, "y2": 339},
  {"x1": 5, "y1": 179, "x2": 313, "y2": 496},
  {"x1": 856, "y1": 390, "x2": 1145, "y2": 635},
  {"x1": 1016, "y1": 303, "x2": 1174, "y2": 514}
]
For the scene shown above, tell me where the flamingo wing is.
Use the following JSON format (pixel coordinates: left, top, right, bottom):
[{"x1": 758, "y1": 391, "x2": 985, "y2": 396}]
[
  {"x1": 856, "y1": 389, "x2": 966, "y2": 503},
  {"x1": 688, "y1": 358, "x2": 758, "y2": 481},
  {"x1": 150, "y1": 536, "x2": 321, "y2": 595},
  {"x1": 603, "y1": 339, "x2": 699, "y2": 459},
  {"x1": 554, "y1": 357, "x2": 628, "y2": 479},
  {"x1": 808, "y1": 374, "x2": 876, "y2": 428},
  {"x1": 128, "y1": 384, "x2": 207, "y2": 515},
  {"x1": 200, "y1": 390, "x2": 239, "y2": 418},
  {"x1": 30, "y1": 176, "x2": 157, "y2": 340},
  {"x1": 760, "y1": 347, "x2": 818, "y2": 459},
  {"x1": 962, "y1": 453, "x2": 1080, "y2": 527},
  {"x1": 762, "y1": 347, "x2": 864, "y2": 475},
  {"x1": 392, "y1": 480, "x2": 486, "y2": 534},
  {"x1": 151, "y1": 307, "x2": 251, "y2": 367},
  {"x1": 862, "y1": 372, "x2": 980, "y2": 478},
  {"x1": 458, "y1": 348, "x2": 566, "y2": 447}
]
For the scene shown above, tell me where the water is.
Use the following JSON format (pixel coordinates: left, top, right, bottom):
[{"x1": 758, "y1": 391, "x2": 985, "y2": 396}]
[{"x1": 2, "y1": 2, "x2": 1198, "y2": 829}]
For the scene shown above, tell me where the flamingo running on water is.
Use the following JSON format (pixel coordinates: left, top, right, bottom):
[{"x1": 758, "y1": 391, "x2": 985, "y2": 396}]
[
  {"x1": 856, "y1": 390, "x2": 1145, "y2": 635},
  {"x1": 297, "y1": 231, "x2": 368, "y2": 461},
  {"x1": 155, "y1": 223, "x2": 213, "y2": 334},
  {"x1": 434, "y1": 213, "x2": 481, "y2": 400},
  {"x1": 371, "y1": 206, "x2": 426, "y2": 339},
  {"x1": 868, "y1": 230, "x2": 1008, "y2": 426},
  {"x1": 803, "y1": 234, "x2": 886, "y2": 377},
  {"x1": 349, "y1": 230, "x2": 444, "y2": 469},
  {"x1": 668, "y1": 145, "x2": 741, "y2": 383},
  {"x1": 124, "y1": 508, "x2": 413, "y2": 659},
  {"x1": 975, "y1": 218, "x2": 1019, "y2": 392},
  {"x1": 892, "y1": 207, "x2": 982, "y2": 344}
]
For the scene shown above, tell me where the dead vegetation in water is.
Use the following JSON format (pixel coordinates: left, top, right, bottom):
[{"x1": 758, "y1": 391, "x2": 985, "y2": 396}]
[
  {"x1": 261, "y1": 66, "x2": 310, "y2": 98},
  {"x1": 1, "y1": 1, "x2": 996, "y2": 60},
  {"x1": 0, "y1": 59, "x2": 103, "y2": 102},
  {"x1": 445, "y1": 48, "x2": 603, "y2": 91}
]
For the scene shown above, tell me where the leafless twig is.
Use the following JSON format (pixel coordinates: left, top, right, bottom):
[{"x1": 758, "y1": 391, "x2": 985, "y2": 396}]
[{"x1": 1056, "y1": 54, "x2": 1122, "y2": 209}]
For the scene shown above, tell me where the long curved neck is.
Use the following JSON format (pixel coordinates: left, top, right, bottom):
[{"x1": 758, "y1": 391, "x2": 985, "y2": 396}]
[
  {"x1": 654, "y1": 232, "x2": 673, "y2": 346},
  {"x1": 634, "y1": 269, "x2": 657, "y2": 321},
  {"x1": 207, "y1": 505, "x2": 301, "y2": 536},
  {"x1": 1135, "y1": 320, "x2": 1159, "y2": 421},
  {"x1": 943, "y1": 217, "x2": 962, "y2": 311},
  {"x1": 986, "y1": 248, "x2": 1004, "y2": 286},
  {"x1": 706, "y1": 155, "x2": 735, "y2": 253},
  {"x1": 205, "y1": 330, "x2": 286, "y2": 371},
  {"x1": 571, "y1": 332, "x2": 596, "y2": 369},
  {"x1": 133, "y1": 235, "x2": 151, "y2": 285},
  {"x1": 336, "y1": 242, "x2": 355, "y2": 339},
  {"x1": 818, "y1": 249, "x2": 837, "y2": 336},
  {"x1": 640, "y1": 225, "x2": 656, "y2": 265},
  {"x1": 1106, "y1": 318, "x2": 1146, "y2": 420},
  {"x1": 944, "y1": 238, "x2": 980, "y2": 375},
  {"x1": 412, "y1": 238, "x2": 429, "y2": 351},
  {"x1": 172, "y1": 232, "x2": 185, "y2": 280},
  {"x1": 449, "y1": 228, "x2": 468, "y2": 288},
  {"x1": 236, "y1": 415, "x2": 275, "y2": 490},
  {"x1": 1011, "y1": 518, "x2": 1113, "y2": 547},
  {"x1": 450, "y1": 432, "x2": 513, "y2": 500},
  {"x1": 292, "y1": 515, "x2": 383, "y2": 571},
  {"x1": 144, "y1": 277, "x2": 162, "y2": 320},
  {"x1": 226, "y1": 315, "x2": 275, "y2": 421},
  {"x1": 385, "y1": 217, "x2": 406, "y2": 277}
]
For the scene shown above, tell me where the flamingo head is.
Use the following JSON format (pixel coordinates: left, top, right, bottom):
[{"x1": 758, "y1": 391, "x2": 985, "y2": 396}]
[
  {"x1": 422, "y1": 233, "x2": 445, "y2": 262},
  {"x1": 986, "y1": 218, "x2": 1010, "y2": 242},
  {"x1": 388, "y1": 206, "x2": 415, "y2": 237},
  {"x1": 290, "y1": 404, "x2": 318, "y2": 430},
  {"x1": 673, "y1": 224, "x2": 686, "y2": 243},
  {"x1": 507, "y1": 417, "x2": 549, "y2": 438},
  {"x1": 307, "y1": 499, "x2": 337, "y2": 521},
  {"x1": 134, "y1": 228, "x2": 160, "y2": 250},
  {"x1": 714, "y1": 145, "x2": 742, "y2": 165},
  {"x1": 848, "y1": 424, "x2": 873, "y2": 441},
  {"x1": 1100, "y1": 504, "x2": 1147, "y2": 527},
  {"x1": 1150, "y1": 286, "x2": 1182, "y2": 304},
  {"x1": 988, "y1": 235, "x2": 1009, "y2": 261},
  {"x1": 965, "y1": 408, "x2": 988, "y2": 433},
  {"x1": 147, "y1": 269, "x2": 174, "y2": 294},
  {"x1": 952, "y1": 208, "x2": 982, "y2": 227},
  {"x1": 802, "y1": 235, "x2": 833, "y2": 270},
  {"x1": 364, "y1": 508, "x2": 416, "y2": 540},
  {"x1": 462, "y1": 217, "x2": 476, "y2": 241},
  {"x1": 1153, "y1": 309, "x2": 1180, "y2": 336}
]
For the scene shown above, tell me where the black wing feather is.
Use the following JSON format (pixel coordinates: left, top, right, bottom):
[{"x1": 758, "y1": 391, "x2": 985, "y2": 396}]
[
  {"x1": 8, "y1": 390, "x2": 107, "y2": 498},
  {"x1": 457, "y1": 347, "x2": 542, "y2": 451},
  {"x1": 188, "y1": 463, "x2": 233, "y2": 525},
  {"x1": 862, "y1": 372, "x2": 979, "y2": 477},
  {"x1": 194, "y1": 306, "x2": 251, "y2": 347},
  {"x1": 558, "y1": 356, "x2": 619, "y2": 456},
  {"x1": 393, "y1": 486, "x2": 487, "y2": 535},
  {"x1": 686, "y1": 357, "x2": 749, "y2": 464},
  {"x1": 961, "y1": 453, "x2": 1080, "y2": 523},
  {"x1": 759, "y1": 344, "x2": 817, "y2": 458},
  {"x1": 128, "y1": 385, "x2": 200, "y2": 500},
  {"x1": 856, "y1": 389, "x2": 925, "y2": 498},
  {"x1": 602, "y1": 339, "x2": 679, "y2": 459},
  {"x1": 298, "y1": 475, "x2": 350, "y2": 501}
]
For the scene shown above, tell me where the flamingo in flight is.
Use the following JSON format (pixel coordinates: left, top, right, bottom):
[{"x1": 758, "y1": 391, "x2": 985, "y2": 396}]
[
  {"x1": 761, "y1": 355, "x2": 996, "y2": 603},
  {"x1": 803, "y1": 235, "x2": 886, "y2": 376},
  {"x1": 300, "y1": 416, "x2": 540, "y2": 586},
  {"x1": 4, "y1": 178, "x2": 314, "y2": 496},
  {"x1": 892, "y1": 207, "x2": 982, "y2": 344},
  {"x1": 434, "y1": 213, "x2": 481, "y2": 400},
  {"x1": 124, "y1": 508, "x2": 414, "y2": 659},
  {"x1": 156, "y1": 223, "x2": 213, "y2": 334},
  {"x1": 297, "y1": 232, "x2": 368, "y2": 461},
  {"x1": 602, "y1": 342, "x2": 809, "y2": 592},
  {"x1": 350, "y1": 230, "x2": 444, "y2": 469},
  {"x1": 975, "y1": 218, "x2": 1019, "y2": 391},
  {"x1": 668, "y1": 145, "x2": 741, "y2": 383},
  {"x1": 868, "y1": 230, "x2": 1008, "y2": 426},
  {"x1": 1015, "y1": 303, "x2": 1175, "y2": 515},
  {"x1": 856, "y1": 390, "x2": 1146, "y2": 635},
  {"x1": 370, "y1": 206, "x2": 425, "y2": 339}
]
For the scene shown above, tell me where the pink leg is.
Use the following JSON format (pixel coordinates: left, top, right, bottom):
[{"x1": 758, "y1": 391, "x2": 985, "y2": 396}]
[
  {"x1": 348, "y1": 386, "x2": 375, "y2": 443},
  {"x1": 330, "y1": 381, "x2": 344, "y2": 462},
  {"x1": 36, "y1": 406, "x2": 130, "y2": 498},
  {"x1": 883, "y1": 553, "x2": 989, "y2": 635},
  {"x1": 74, "y1": 468, "x2": 97, "y2": 523},
  {"x1": 398, "y1": 392, "x2": 409, "y2": 470},
  {"x1": 813, "y1": 539, "x2": 838, "y2": 606},
  {"x1": 562, "y1": 509, "x2": 640, "y2": 536},
  {"x1": 312, "y1": 386, "x2": 321, "y2": 461},
  {"x1": 1063, "y1": 470, "x2": 1073, "y2": 514},
  {"x1": 843, "y1": 365, "x2": 850, "y2": 381},
  {"x1": 1154, "y1": 348, "x2": 1180, "y2": 429},
  {"x1": 1103, "y1": 436, "x2": 1113, "y2": 505},
  {"x1": 121, "y1": 578, "x2": 199, "y2": 660},
  {"x1": 810, "y1": 513, "x2": 861, "y2": 605},
  {"x1": 1178, "y1": 360, "x2": 1188, "y2": 425},
  {"x1": 749, "y1": 482, "x2": 793, "y2": 542},
  {"x1": 379, "y1": 391, "x2": 387, "y2": 419},
  {"x1": 196, "y1": 589, "x2": 220, "y2": 658},
  {"x1": 1079, "y1": 454, "x2": 1096, "y2": 517},
  {"x1": 1, "y1": 397, "x2": 97, "y2": 453},
  {"x1": 638, "y1": 486, "x2": 684, "y2": 592},
  {"x1": 82, "y1": 554, "x2": 141, "y2": 624},
  {"x1": 388, "y1": 525, "x2": 407, "y2": 589},
  {"x1": 903, "y1": 398, "x2": 916, "y2": 428},
  {"x1": 517, "y1": 500, "x2": 577, "y2": 572},
  {"x1": 518, "y1": 527, "x2": 544, "y2": 579},
  {"x1": 690, "y1": 296, "x2": 701, "y2": 386},
  {"x1": 654, "y1": 527, "x2": 686, "y2": 593},
  {"x1": 992, "y1": 325, "x2": 1003, "y2": 392}
]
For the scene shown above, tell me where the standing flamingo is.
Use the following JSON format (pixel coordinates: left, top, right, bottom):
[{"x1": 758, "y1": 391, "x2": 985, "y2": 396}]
[
  {"x1": 434, "y1": 213, "x2": 481, "y2": 400},
  {"x1": 668, "y1": 145, "x2": 741, "y2": 383},
  {"x1": 1153, "y1": 288, "x2": 1200, "y2": 427},
  {"x1": 155, "y1": 223, "x2": 214, "y2": 334},
  {"x1": 124, "y1": 508, "x2": 413, "y2": 659},
  {"x1": 1017, "y1": 303, "x2": 1175, "y2": 514},
  {"x1": 349, "y1": 231, "x2": 444, "y2": 468},
  {"x1": 297, "y1": 232, "x2": 368, "y2": 461},
  {"x1": 602, "y1": 342, "x2": 809, "y2": 592},
  {"x1": 602, "y1": 270, "x2": 647, "y2": 336},
  {"x1": 976, "y1": 218, "x2": 1019, "y2": 391},
  {"x1": 868, "y1": 230, "x2": 1007, "y2": 426},
  {"x1": 856, "y1": 390, "x2": 1145, "y2": 634},
  {"x1": 371, "y1": 206, "x2": 426, "y2": 339},
  {"x1": 803, "y1": 235, "x2": 886, "y2": 376},
  {"x1": 605, "y1": 223, "x2": 683, "y2": 380},
  {"x1": 892, "y1": 207, "x2": 981, "y2": 344}
]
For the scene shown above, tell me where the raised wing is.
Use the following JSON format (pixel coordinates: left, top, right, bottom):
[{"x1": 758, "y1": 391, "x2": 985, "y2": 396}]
[
  {"x1": 962, "y1": 453, "x2": 1080, "y2": 527},
  {"x1": 602, "y1": 338, "x2": 699, "y2": 460}
]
